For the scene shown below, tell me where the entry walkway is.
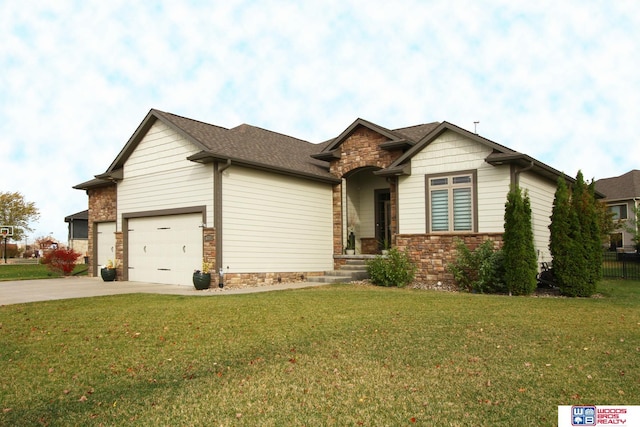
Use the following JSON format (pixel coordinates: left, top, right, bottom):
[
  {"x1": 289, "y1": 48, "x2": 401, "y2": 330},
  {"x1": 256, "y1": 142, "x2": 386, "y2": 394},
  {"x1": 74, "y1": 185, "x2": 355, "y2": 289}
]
[{"x1": 0, "y1": 277, "x2": 331, "y2": 305}]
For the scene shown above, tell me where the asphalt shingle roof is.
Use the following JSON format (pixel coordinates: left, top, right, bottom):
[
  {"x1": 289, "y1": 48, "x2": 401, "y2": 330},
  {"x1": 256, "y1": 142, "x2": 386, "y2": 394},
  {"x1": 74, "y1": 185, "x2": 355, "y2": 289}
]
[
  {"x1": 154, "y1": 110, "x2": 334, "y2": 180},
  {"x1": 595, "y1": 169, "x2": 640, "y2": 201},
  {"x1": 154, "y1": 111, "x2": 444, "y2": 181},
  {"x1": 75, "y1": 108, "x2": 573, "y2": 191},
  {"x1": 392, "y1": 122, "x2": 441, "y2": 142}
]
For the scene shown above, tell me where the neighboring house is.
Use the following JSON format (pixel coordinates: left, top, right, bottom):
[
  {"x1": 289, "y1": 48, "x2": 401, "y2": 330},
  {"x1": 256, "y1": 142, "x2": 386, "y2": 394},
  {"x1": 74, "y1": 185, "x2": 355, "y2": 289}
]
[
  {"x1": 74, "y1": 108, "x2": 569, "y2": 287},
  {"x1": 595, "y1": 169, "x2": 640, "y2": 251},
  {"x1": 64, "y1": 209, "x2": 89, "y2": 259}
]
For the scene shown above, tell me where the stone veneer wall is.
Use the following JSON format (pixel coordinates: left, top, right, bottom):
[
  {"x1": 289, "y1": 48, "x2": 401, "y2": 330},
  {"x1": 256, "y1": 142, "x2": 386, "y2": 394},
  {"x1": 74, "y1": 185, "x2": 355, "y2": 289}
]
[
  {"x1": 330, "y1": 127, "x2": 401, "y2": 177},
  {"x1": 202, "y1": 227, "x2": 216, "y2": 286},
  {"x1": 395, "y1": 233, "x2": 503, "y2": 286},
  {"x1": 221, "y1": 271, "x2": 323, "y2": 288},
  {"x1": 332, "y1": 184, "x2": 343, "y2": 255},
  {"x1": 360, "y1": 238, "x2": 378, "y2": 254},
  {"x1": 329, "y1": 126, "x2": 404, "y2": 257},
  {"x1": 87, "y1": 185, "x2": 117, "y2": 278},
  {"x1": 114, "y1": 232, "x2": 123, "y2": 281}
]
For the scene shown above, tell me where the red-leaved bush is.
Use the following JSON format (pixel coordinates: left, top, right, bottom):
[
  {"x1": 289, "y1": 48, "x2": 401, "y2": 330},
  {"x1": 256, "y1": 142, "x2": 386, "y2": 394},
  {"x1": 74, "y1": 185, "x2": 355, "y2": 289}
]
[{"x1": 41, "y1": 248, "x2": 81, "y2": 276}]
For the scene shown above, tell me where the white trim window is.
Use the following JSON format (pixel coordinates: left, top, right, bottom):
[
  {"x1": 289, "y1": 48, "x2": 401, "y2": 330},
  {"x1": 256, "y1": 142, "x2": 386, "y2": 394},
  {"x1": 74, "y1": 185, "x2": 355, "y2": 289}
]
[
  {"x1": 427, "y1": 172, "x2": 475, "y2": 232},
  {"x1": 608, "y1": 204, "x2": 628, "y2": 220}
]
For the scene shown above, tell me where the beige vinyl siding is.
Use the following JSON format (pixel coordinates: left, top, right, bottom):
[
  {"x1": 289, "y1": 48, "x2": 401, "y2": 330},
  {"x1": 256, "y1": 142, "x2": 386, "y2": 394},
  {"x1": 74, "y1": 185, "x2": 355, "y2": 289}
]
[
  {"x1": 397, "y1": 174, "x2": 425, "y2": 234},
  {"x1": 117, "y1": 121, "x2": 214, "y2": 230},
  {"x1": 222, "y1": 166, "x2": 333, "y2": 273},
  {"x1": 519, "y1": 172, "x2": 556, "y2": 263},
  {"x1": 476, "y1": 165, "x2": 511, "y2": 232},
  {"x1": 398, "y1": 130, "x2": 496, "y2": 234}
]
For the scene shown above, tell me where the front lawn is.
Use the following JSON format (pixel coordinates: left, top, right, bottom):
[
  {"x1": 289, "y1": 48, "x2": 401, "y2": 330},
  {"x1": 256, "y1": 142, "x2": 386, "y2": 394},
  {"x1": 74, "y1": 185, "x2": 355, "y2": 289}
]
[
  {"x1": 0, "y1": 280, "x2": 638, "y2": 426},
  {"x1": 0, "y1": 263, "x2": 87, "y2": 280}
]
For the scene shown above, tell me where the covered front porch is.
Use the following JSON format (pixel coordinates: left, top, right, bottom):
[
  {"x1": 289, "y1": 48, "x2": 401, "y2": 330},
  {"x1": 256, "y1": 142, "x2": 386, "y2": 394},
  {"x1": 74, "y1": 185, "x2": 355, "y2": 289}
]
[{"x1": 335, "y1": 167, "x2": 395, "y2": 256}]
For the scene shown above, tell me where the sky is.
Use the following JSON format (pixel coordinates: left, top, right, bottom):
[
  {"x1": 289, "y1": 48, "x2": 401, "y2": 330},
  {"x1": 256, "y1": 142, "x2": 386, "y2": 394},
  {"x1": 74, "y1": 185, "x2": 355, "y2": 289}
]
[{"x1": 2, "y1": 0, "x2": 639, "y2": 244}]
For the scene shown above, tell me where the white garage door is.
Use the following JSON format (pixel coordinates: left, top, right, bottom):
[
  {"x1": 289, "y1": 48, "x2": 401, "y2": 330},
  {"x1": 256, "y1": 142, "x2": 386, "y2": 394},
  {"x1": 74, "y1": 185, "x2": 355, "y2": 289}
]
[
  {"x1": 127, "y1": 214, "x2": 202, "y2": 286},
  {"x1": 96, "y1": 222, "x2": 116, "y2": 269}
]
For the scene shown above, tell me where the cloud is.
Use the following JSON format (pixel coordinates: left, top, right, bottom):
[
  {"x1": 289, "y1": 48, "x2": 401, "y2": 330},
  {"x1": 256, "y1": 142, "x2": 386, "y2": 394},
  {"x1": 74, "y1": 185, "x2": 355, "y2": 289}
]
[{"x1": 1, "y1": 0, "x2": 639, "y2": 242}]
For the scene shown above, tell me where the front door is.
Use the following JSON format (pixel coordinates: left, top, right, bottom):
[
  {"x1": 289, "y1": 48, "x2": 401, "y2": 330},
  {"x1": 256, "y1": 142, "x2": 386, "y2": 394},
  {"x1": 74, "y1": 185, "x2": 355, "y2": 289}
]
[{"x1": 375, "y1": 189, "x2": 391, "y2": 249}]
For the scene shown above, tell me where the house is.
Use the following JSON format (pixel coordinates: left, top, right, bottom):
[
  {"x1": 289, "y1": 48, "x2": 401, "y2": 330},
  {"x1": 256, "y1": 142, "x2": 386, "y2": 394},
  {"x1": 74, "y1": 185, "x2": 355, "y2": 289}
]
[
  {"x1": 64, "y1": 209, "x2": 89, "y2": 259},
  {"x1": 595, "y1": 170, "x2": 640, "y2": 251},
  {"x1": 74, "y1": 109, "x2": 567, "y2": 287}
]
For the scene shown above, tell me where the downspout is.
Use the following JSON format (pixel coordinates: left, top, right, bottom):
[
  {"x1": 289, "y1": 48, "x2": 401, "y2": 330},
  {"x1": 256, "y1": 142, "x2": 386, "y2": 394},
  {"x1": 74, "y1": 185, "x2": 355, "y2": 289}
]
[
  {"x1": 219, "y1": 158, "x2": 232, "y2": 173},
  {"x1": 513, "y1": 161, "x2": 535, "y2": 187},
  {"x1": 214, "y1": 159, "x2": 231, "y2": 286}
]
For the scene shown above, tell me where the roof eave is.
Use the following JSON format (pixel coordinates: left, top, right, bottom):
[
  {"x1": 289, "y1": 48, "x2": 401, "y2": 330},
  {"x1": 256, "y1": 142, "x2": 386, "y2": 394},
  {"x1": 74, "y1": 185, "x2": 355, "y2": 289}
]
[
  {"x1": 484, "y1": 152, "x2": 607, "y2": 196},
  {"x1": 95, "y1": 168, "x2": 123, "y2": 181},
  {"x1": 64, "y1": 210, "x2": 88, "y2": 222},
  {"x1": 379, "y1": 139, "x2": 414, "y2": 151},
  {"x1": 486, "y1": 152, "x2": 563, "y2": 182},
  {"x1": 72, "y1": 178, "x2": 115, "y2": 191},
  {"x1": 310, "y1": 150, "x2": 341, "y2": 161},
  {"x1": 375, "y1": 163, "x2": 412, "y2": 177},
  {"x1": 188, "y1": 152, "x2": 341, "y2": 184}
]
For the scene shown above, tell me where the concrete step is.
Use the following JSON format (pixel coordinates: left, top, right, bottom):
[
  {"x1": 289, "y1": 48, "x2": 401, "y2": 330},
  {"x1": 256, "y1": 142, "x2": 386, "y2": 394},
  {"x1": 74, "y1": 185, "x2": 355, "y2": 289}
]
[
  {"x1": 308, "y1": 266, "x2": 369, "y2": 283},
  {"x1": 345, "y1": 259, "x2": 369, "y2": 266},
  {"x1": 324, "y1": 269, "x2": 362, "y2": 276},
  {"x1": 340, "y1": 264, "x2": 368, "y2": 271}
]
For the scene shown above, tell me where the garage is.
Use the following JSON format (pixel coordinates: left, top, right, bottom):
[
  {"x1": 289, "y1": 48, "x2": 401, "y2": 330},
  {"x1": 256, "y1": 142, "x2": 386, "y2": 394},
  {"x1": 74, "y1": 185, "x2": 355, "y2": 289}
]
[
  {"x1": 96, "y1": 222, "x2": 116, "y2": 269},
  {"x1": 127, "y1": 213, "x2": 203, "y2": 285}
]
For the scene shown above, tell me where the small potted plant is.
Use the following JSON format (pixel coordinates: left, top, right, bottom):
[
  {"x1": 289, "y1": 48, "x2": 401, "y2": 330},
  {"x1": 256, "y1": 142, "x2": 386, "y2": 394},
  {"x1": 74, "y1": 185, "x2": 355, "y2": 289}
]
[
  {"x1": 101, "y1": 259, "x2": 118, "y2": 282},
  {"x1": 380, "y1": 238, "x2": 391, "y2": 255},
  {"x1": 346, "y1": 213, "x2": 358, "y2": 255},
  {"x1": 193, "y1": 260, "x2": 212, "y2": 290},
  {"x1": 346, "y1": 231, "x2": 356, "y2": 255}
]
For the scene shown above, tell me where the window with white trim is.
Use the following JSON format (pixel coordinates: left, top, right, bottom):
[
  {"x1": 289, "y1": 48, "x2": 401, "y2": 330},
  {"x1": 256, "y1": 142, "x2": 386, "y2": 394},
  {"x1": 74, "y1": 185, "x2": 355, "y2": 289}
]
[
  {"x1": 427, "y1": 173, "x2": 474, "y2": 232},
  {"x1": 608, "y1": 204, "x2": 627, "y2": 220}
]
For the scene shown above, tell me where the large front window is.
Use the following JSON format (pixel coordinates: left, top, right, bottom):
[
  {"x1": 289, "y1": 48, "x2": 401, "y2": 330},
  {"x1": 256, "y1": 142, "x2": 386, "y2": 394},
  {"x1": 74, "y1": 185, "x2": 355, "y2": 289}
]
[{"x1": 427, "y1": 173, "x2": 475, "y2": 232}]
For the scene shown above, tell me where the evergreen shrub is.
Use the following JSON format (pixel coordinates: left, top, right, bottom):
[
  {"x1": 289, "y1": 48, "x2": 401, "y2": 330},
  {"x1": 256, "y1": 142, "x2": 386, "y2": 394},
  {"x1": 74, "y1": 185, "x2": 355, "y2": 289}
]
[
  {"x1": 447, "y1": 239, "x2": 506, "y2": 293},
  {"x1": 366, "y1": 248, "x2": 416, "y2": 287},
  {"x1": 503, "y1": 186, "x2": 538, "y2": 295}
]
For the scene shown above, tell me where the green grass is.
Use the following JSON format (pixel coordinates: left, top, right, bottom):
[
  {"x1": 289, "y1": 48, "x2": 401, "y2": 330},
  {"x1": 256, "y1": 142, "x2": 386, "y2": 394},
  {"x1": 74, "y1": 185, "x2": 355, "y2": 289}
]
[
  {"x1": 0, "y1": 280, "x2": 638, "y2": 426},
  {"x1": 0, "y1": 263, "x2": 87, "y2": 280}
]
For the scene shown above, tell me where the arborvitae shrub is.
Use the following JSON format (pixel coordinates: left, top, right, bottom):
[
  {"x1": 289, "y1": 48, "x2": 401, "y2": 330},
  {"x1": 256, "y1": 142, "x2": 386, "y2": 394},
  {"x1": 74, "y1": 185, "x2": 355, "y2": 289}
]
[
  {"x1": 549, "y1": 172, "x2": 601, "y2": 297},
  {"x1": 503, "y1": 186, "x2": 538, "y2": 295}
]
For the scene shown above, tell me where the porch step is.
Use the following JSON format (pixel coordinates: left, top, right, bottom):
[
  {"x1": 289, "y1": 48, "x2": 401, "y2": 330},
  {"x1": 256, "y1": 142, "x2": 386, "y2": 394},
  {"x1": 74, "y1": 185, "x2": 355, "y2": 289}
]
[{"x1": 307, "y1": 256, "x2": 370, "y2": 284}]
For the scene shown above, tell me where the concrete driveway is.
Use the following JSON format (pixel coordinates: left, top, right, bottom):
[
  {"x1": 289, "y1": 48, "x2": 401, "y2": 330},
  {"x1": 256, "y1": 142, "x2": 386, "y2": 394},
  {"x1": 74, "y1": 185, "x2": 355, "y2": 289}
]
[{"x1": 0, "y1": 277, "x2": 329, "y2": 305}]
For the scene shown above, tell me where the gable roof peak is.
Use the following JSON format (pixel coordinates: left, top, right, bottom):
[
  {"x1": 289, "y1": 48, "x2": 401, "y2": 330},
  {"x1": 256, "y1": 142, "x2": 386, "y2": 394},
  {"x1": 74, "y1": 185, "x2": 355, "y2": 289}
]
[{"x1": 318, "y1": 118, "x2": 410, "y2": 155}]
